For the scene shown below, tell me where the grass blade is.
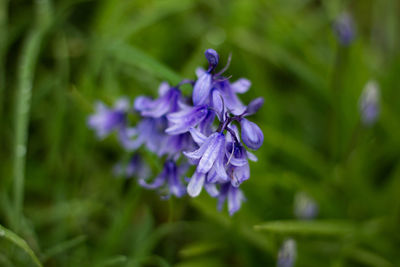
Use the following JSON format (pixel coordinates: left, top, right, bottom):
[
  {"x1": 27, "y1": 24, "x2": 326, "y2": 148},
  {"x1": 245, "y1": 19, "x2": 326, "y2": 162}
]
[
  {"x1": 0, "y1": 224, "x2": 42, "y2": 267},
  {"x1": 106, "y1": 41, "x2": 182, "y2": 85},
  {"x1": 254, "y1": 220, "x2": 356, "y2": 237},
  {"x1": 12, "y1": 0, "x2": 51, "y2": 231},
  {"x1": 41, "y1": 235, "x2": 87, "y2": 262}
]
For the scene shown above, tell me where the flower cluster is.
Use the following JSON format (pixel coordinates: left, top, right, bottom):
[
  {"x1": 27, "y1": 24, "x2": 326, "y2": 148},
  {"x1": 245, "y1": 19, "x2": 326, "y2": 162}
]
[{"x1": 88, "y1": 49, "x2": 264, "y2": 215}]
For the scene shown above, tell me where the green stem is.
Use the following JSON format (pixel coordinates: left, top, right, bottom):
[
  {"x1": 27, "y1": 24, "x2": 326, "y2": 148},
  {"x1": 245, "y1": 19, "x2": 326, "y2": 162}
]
[{"x1": 12, "y1": 0, "x2": 51, "y2": 232}]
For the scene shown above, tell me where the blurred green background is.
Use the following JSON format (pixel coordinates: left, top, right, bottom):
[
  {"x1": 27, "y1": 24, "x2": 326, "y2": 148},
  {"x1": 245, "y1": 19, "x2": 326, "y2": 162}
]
[{"x1": 1, "y1": 0, "x2": 400, "y2": 266}]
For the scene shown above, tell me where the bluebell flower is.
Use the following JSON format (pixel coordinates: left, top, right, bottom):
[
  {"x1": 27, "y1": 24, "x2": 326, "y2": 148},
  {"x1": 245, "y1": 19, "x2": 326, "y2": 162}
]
[
  {"x1": 88, "y1": 98, "x2": 130, "y2": 139},
  {"x1": 184, "y1": 132, "x2": 228, "y2": 196},
  {"x1": 113, "y1": 154, "x2": 151, "y2": 180},
  {"x1": 240, "y1": 118, "x2": 264, "y2": 150},
  {"x1": 217, "y1": 182, "x2": 245, "y2": 216},
  {"x1": 126, "y1": 154, "x2": 151, "y2": 179},
  {"x1": 277, "y1": 239, "x2": 297, "y2": 267},
  {"x1": 294, "y1": 192, "x2": 318, "y2": 220},
  {"x1": 139, "y1": 160, "x2": 187, "y2": 198},
  {"x1": 359, "y1": 80, "x2": 380, "y2": 126},
  {"x1": 192, "y1": 49, "x2": 219, "y2": 105},
  {"x1": 135, "y1": 82, "x2": 181, "y2": 118},
  {"x1": 333, "y1": 12, "x2": 355, "y2": 46},
  {"x1": 89, "y1": 48, "x2": 265, "y2": 214},
  {"x1": 159, "y1": 133, "x2": 196, "y2": 159},
  {"x1": 166, "y1": 104, "x2": 209, "y2": 134},
  {"x1": 124, "y1": 117, "x2": 168, "y2": 153},
  {"x1": 213, "y1": 80, "x2": 247, "y2": 115},
  {"x1": 244, "y1": 97, "x2": 264, "y2": 116}
]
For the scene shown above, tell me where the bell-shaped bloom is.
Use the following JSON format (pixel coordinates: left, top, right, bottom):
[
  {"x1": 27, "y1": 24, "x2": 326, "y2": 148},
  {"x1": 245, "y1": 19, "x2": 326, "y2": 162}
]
[
  {"x1": 114, "y1": 154, "x2": 151, "y2": 180},
  {"x1": 294, "y1": 192, "x2": 318, "y2": 220},
  {"x1": 244, "y1": 97, "x2": 264, "y2": 116},
  {"x1": 192, "y1": 49, "x2": 220, "y2": 105},
  {"x1": 125, "y1": 154, "x2": 151, "y2": 179},
  {"x1": 193, "y1": 72, "x2": 213, "y2": 106},
  {"x1": 184, "y1": 132, "x2": 226, "y2": 174},
  {"x1": 214, "y1": 80, "x2": 246, "y2": 115},
  {"x1": 185, "y1": 132, "x2": 228, "y2": 196},
  {"x1": 205, "y1": 49, "x2": 219, "y2": 71},
  {"x1": 166, "y1": 105, "x2": 209, "y2": 134},
  {"x1": 88, "y1": 98, "x2": 130, "y2": 139},
  {"x1": 206, "y1": 165, "x2": 229, "y2": 184},
  {"x1": 277, "y1": 239, "x2": 297, "y2": 267},
  {"x1": 359, "y1": 80, "x2": 380, "y2": 126},
  {"x1": 240, "y1": 118, "x2": 263, "y2": 150},
  {"x1": 333, "y1": 12, "x2": 355, "y2": 46},
  {"x1": 187, "y1": 171, "x2": 206, "y2": 197},
  {"x1": 139, "y1": 160, "x2": 186, "y2": 198},
  {"x1": 226, "y1": 142, "x2": 248, "y2": 167},
  {"x1": 135, "y1": 84, "x2": 181, "y2": 118},
  {"x1": 158, "y1": 133, "x2": 195, "y2": 159},
  {"x1": 230, "y1": 163, "x2": 250, "y2": 187},
  {"x1": 217, "y1": 183, "x2": 245, "y2": 216},
  {"x1": 125, "y1": 117, "x2": 168, "y2": 153},
  {"x1": 231, "y1": 78, "x2": 251, "y2": 94}
]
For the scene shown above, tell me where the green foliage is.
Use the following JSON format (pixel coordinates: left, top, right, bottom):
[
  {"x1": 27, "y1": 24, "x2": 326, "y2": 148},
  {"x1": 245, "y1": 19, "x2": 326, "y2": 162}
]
[{"x1": 1, "y1": 0, "x2": 400, "y2": 266}]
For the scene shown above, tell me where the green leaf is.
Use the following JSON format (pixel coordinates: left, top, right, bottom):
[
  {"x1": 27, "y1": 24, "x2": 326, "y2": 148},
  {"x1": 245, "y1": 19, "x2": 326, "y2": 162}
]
[
  {"x1": 0, "y1": 224, "x2": 42, "y2": 267},
  {"x1": 254, "y1": 220, "x2": 356, "y2": 237},
  {"x1": 106, "y1": 41, "x2": 182, "y2": 85},
  {"x1": 41, "y1": 235, "x2": 87, "y2": 262}
]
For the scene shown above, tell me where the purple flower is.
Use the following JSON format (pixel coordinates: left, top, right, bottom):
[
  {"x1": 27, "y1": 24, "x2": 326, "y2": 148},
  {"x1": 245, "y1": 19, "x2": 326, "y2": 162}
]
[
  {"x1": 124, "y1": 117, "x2": 168, "y2": 153},
  {"x1": 166, "y1": 105, "x2": 209, "y2": 134},
  {"x1": 139, "y1": 160, "x2": 186, "y2": 198},
  {"x1": 193, "y1": 71, "x2": 213, "y2": 106},
  {"x1": 294, "y1": 192, "x2": 318, "y2": 220},
  {"x1": 244, "y1": 97, "x2": 264, "y2": 116},
  {"x1": 333, "y1": 12, "x2": 355, "y2": 46},
  {"x1": 88, "y1": 98, "x2": 130, "y2": 139},
  {"x1": 277, "y1": 239, "x2": 297, "y2": 267},
  {"x1": 217, "y1": 182, "x2": 245, "y2": 216},
  {"x1": 229, "y1": 163, "x2": 250, "y2": 187},
  {"x1": 158, "y1": 133, "x2": 195, "y2": 159},
  {"x1": 214, "y1": 80, "x2": 246, "y2": 115},
  {"x1": 359, "y1": 80, "x2": 380, "y2": 126},
  {"x1": 231, "y1": 78, "x2": 251, "y2": 94},
  {"x1": 89, "y1": 48, "x2": 265, "y2": 216},
  {"x1": 184, "y1": 132, "x2": 226, "y2": 174},
  {"x1": 205, "y1": 49, "x2": 219, "y2": 71},
  {"x1": 126, "y1": 154, "x2": 151, "y2": 179},
  {"x1": 240, "y1": 118, "x2": 264, "y2": 150},
  {"x1": 113, "y1": 154, "x2": 151, "y2": 180},
  {"x1": 135, "y1": 82, "x2": 181, "y2": 118},
  {"x1": 184, "y1": 132, "x2": 228, "y2": 196}
]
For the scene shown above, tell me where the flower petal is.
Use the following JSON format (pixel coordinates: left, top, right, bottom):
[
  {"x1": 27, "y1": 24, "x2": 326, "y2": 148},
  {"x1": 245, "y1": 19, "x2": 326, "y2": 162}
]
[
  {"x1": 204, "y1": 182, "x2": 219, "y2": 197},
  {"x1": 197, "y1": 133, "x2": 223, "y2": 174},
  {"x1": 240, "y1": 118, "x2": 264, "y2": 150},
  {"x1": 231, "y1": 78, "x2": 251, "y2": 94},
  {"x1": 228, "y1": 186, "x2": 244, "y2": 216},
  {"x1": 187, "y1": 171, "x2": 205, "y2": 197},
  {"x1": 189, "y1": 127, "x2": 207, "y2": 146},
  {"x1": 193, "y1": 73, "x2": 212, "y2": 106},
  {"x1": 183, "y1": 133, "x2": 216, "y2": 160}
]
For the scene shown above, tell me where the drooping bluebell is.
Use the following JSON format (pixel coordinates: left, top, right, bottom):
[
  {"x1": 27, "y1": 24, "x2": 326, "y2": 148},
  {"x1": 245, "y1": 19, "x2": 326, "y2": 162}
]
[{"x1": 88, "y1": 48, "x2": 264, "y2": 215}]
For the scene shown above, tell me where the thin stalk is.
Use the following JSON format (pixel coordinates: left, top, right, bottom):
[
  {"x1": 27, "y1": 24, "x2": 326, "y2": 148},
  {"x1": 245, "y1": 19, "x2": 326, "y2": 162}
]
[{"x1": 12, "y1": 0, "x2": 51, "y2": 232}]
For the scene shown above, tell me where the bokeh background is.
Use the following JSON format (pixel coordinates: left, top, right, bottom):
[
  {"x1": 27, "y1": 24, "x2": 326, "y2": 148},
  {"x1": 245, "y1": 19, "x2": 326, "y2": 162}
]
[{"x1": 1, "y1": 0, "x2": 400, "y2": 266}]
